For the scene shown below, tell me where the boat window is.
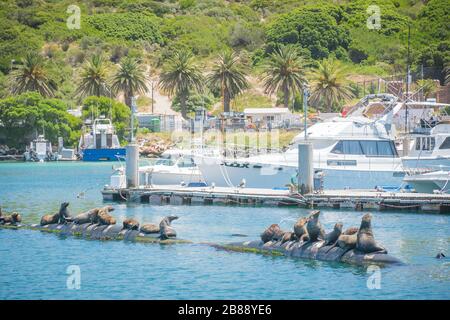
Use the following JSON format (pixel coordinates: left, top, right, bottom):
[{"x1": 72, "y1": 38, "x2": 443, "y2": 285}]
[
  {"x1": 360, "y1": 141, "x2": 378, "y2": 156},
  {"x1": 415, "y1": 138, "x2": 421, "y2": 151},
  {"x1": 416, "y1": 137, "x2": 436, "y2": 151},
  {"x1": 332, "y1": 140, "x2": 396, "y2": 157},
  {"x1": 439, "y1": 137, "x2": 450, "y2": 149},
  {"x1": 331, "y1": 141, "x2": 363, "y2": 155},
  {"x1": 377, "y1": 141, "x2": 394, "y2": 156},
  {"x1": 177, "y1": 157, "x2": 196, "y2": 168}
]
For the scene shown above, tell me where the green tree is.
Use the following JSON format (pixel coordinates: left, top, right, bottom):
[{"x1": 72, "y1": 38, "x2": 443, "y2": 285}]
[
  {"x1": 8, "y1": 52, "x2": 55, "y2": 97},
  {"x1": 159, "y1": 50, "x2": 204, "y2": 119},
  {"x1": 0, "y1": 92, "x2": 81, "y2": 148},
  {"x1": 416, "y1": 79, "x2": 438, "y2": 99},
  {"x1": 260, "y1": 45, "x2": 307, "y2": 109},
  {"x1": 309, "y1": 58, "x2": 354, "y2": 112},
  {"x1": 207, "y1": 51, "x2": 249, "y2": 113},
  {"x1": 75, "y1": 54, "x2": 111, "y2": 99},
  {"x1": 81, "y1": 96, "x2": 131, "y2": 144},
  {"x1": 111, "y1": 57, "x2": 148, "y2": 109}
]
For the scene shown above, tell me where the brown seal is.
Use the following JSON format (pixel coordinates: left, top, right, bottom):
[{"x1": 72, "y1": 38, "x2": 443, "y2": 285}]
[
  {"x1": 74, "y1": 206, "x2": 114, "y2": 224},
  {"x1": 0, "y1": 212, "x2": 21, "y2": 225},
  {"x1": 306, "y1": 210, "x2": 325, "y2": 242},
  {"x1": 159, "y1": 216, "x2": 178, "y2": 240},
  {"x1": 342, "y1": 227, "x2": 358, "y2": 235},
  {"x1": 356, "y1": 213, "x2": 387, "y2": 254},
  {"x1": 140, "y1": 223, "x2": 160, "y2": 234},
  {"x1": 40, "y1": 202, "x2": 71, "y2": 226},
  {"x1": 97, "y1": 208, "x2": 116, "y2": 225},
  {"x1": 281, "y1": 231, "x2": 296, "y2": 244},
  {"x1": 260, "y1": 224, "x2": 285, "y2": 243},
  {"x1": 324, "y1": 222, "x2": 343, "y2": 245},
  {"x1": 123, "y1": 218, "x2": 140, "y2": 230},
  {"x1": 293, "y1": 217, "x2": 309, "y2": 242}
]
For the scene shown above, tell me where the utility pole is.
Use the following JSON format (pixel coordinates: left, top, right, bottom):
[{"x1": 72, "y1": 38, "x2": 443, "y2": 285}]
[
  {"x1": 151, "y1": 80, "x2": 154, "y2": 114},
  {"x1": 303, "y1": 85, "x2": 310, "y2": 140},
  {"x1": 130, "y1": 96, "x2": 137, "y2": 142},
  {"x1": 405, "y1": 24, "x2": 411, "y2": 133}
]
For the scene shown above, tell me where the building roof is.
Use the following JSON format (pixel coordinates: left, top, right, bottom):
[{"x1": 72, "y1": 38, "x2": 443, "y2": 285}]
[{"x1": 243, "y1": 108, "x2": 291, "y2": 114}]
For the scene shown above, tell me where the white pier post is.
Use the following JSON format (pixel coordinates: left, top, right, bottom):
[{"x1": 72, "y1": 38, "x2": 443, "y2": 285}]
[
  {"x1": 298, "y1": 143, "x2": 313, "y2": 195},
  {"x1": 126, "y1": 143, "x2": 139, "y2": 188}
]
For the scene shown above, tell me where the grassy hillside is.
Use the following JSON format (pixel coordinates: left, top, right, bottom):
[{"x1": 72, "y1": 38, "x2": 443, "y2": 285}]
[{"x1": 0, "y1": 0, "x2": 448, "y2": 108}]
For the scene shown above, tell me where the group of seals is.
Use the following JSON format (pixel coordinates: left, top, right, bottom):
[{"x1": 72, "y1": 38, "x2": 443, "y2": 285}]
[
  {"x1": 0, "y1": 207, "x2": 22, "y2": 225},
  {"x1": 38, "y1": 203, "x2": 180, "y2": 240},
  {"x1": 261, "y1": 211, "x2": 388, "y2": 255},
  {"x1": 73, "y1": 206, "x2": 114, "y2": 224}
]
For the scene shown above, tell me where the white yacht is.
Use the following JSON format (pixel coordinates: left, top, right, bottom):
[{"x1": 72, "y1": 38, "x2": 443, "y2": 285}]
[
  {"x1": 107, "y1": 149, "x2": 205, "y2": 189},
  {"x1": 195, "y1": 115, "x2": 405, "y2": 190},
  {"x1": 402, "y1": 120, "x2": 450, "y2": 170},
  {"x1": 138, "y1": 149, "x2": 204, "y2": 186},
  {"x1": 403, "y1": 170, "x2": 450, "y2": 194}
]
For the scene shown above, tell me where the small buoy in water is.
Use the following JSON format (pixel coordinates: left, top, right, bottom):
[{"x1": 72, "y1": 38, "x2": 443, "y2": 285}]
[{"x1": 436, "y1": 252, "x2": 446, "y2": 259}]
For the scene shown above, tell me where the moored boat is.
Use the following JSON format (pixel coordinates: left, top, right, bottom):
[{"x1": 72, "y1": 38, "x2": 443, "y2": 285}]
[{"x1": 79, "y1": 117, "x2": 126, "y2": 161}]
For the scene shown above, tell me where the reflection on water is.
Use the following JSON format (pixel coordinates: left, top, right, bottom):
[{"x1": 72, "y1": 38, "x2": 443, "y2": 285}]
[{"x1": 0, "y1": 162, "x2": 449, "y2": 299}]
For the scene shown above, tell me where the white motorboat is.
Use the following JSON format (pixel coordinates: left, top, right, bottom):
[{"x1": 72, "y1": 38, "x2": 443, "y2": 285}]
[
  {"x1": 403, "y1": 170, "x2": 450, "y2": 194},
  {"x1": 138, "y1": 150, "x2": 204, "y2": 186},
  {"x1": 107, "y1": 149, "x2": 205, "y2": 189},
  {"x1": 195, "y1": 115, "x2": 405, "y2": 190},
  {"x1": 23, "y1": 135, "x2": 57, "y2": 162}
]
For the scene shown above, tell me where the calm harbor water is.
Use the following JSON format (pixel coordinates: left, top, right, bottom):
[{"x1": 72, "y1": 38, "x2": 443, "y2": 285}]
[{"x1": 0, "y1": 162, "x2": 449, "y2": 299}]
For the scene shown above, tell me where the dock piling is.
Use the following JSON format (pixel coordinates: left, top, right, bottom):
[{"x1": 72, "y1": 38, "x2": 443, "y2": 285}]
[
  {"x1": 126, "y1": 143, "x2": 139, "y2": 188},
  {"x1": 298, "y1": 143, "x2": 314, "y2": 194}
]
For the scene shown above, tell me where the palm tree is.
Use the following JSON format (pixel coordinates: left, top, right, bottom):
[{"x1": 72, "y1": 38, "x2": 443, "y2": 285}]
[
  {"x1": 9, "y1": 52, "x2": 55, "y2": 97},
  {"x1": 416, "y1": 79, "x2": 437, "y2": 100},
  {"x1": 159, "y1": 50, "x2": 204, "y2": 119},
  {"x1": 260, "y1": 45, "x2": 307, "y2": 109},
  {"x1": 111, "y1": 57, "x2": 148, "y2": 109},
  {"x1": 207, "y1": 51, "x2": 249, "y2": 113},
  {"x1": 75, "y1": 54, "x2": 111, "y2": 99},
  {"x1": 309, "y1": 58, "x2": 354, "y2": 112}
]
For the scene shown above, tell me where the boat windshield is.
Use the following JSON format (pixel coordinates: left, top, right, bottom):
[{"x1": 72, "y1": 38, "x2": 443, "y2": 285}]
[{"x1": 331, "y1": 140, "x2": 398, "y2": 157}]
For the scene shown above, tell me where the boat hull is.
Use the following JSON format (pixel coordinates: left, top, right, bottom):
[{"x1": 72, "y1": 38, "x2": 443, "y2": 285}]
[
  {"x1": 196, "y1": 157, "x2": 405, "y2": 190},
  {"x1": 82, "y1": 148, "x2": 126, "y2": 161}
]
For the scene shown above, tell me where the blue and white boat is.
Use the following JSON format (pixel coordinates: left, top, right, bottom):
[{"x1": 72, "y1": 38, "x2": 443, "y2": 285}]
[{"x1": 78, "y1": 117, "x2": 126, "y2": 161}]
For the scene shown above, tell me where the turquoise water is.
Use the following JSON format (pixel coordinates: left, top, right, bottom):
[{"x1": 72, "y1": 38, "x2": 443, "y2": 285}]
[{"x1": 0, "y1": 162, "x2": 449, "y2": 299}]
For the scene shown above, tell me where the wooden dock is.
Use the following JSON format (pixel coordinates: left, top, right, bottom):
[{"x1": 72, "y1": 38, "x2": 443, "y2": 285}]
[{"x1": 101, "y1": 185, "x2": 450, "y2": 213}]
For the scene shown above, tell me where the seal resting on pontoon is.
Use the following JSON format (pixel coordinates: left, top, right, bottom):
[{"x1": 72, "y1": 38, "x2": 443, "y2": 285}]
[
  {"x1": 356, "y1": 213, "x2": 387, "y2": 254},
  {"x1": 73, "y1": 205, "x2": 114, "y2": 224},
  {"x1": 123, "y1": 218, "x2": 140, "y2": 230},
  {"x1": 159, "y1": 216, "x2": 178, "y2": 240},
  {"x1": 0, "y1": 212, "x2": 22, "y2": 225},
  {"x1": 260, "y1": 224, "x2": 285, "y2": 243},
  {"x1": 40, "y1": 202, "x2": 71, "y2": 226},
  {"x1": 140, "y1": 223, "x2": 160, "y2": 234}
]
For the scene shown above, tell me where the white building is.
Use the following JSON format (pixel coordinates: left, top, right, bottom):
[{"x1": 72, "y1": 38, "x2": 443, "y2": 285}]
[{"x1": 243, "y1": 108, "x2": 293, "y2": 123}]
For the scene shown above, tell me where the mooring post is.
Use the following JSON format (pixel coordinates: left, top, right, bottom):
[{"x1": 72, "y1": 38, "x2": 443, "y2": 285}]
[
  {"x1": 126, "y1": 143, "x2": 139, "y2": 188},
  {"x1": 402, "y1": 137, "x2": 410, "y2": 157},
  {"x1": 298, "y1": 143, "x2": 313, "y2": 195}
]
